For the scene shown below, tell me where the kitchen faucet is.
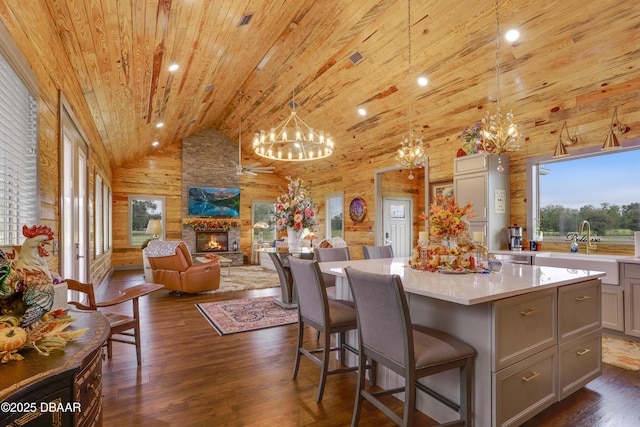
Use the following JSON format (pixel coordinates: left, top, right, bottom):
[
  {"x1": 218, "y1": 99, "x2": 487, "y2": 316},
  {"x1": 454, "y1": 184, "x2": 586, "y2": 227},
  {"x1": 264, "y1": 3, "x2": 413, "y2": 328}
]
[{"x1": 578, "y1": 220, "x2": 597, "y2": 254}]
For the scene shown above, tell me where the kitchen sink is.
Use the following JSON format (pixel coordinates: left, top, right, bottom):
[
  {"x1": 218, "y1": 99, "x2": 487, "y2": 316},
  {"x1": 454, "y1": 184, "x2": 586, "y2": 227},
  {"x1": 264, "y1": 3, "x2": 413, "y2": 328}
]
[{"x1": 534, "y1": 252, "x2": 619, "y2": 284}]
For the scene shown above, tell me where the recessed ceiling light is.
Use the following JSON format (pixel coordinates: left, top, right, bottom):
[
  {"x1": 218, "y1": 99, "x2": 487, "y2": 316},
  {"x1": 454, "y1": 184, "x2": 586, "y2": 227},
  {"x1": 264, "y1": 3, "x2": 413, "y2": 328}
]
[
  {"x1": 156, "y1": 122, "x2": 164, "y2": 128},
  {"x1": 152, "y1": 141, "x2": 159, "y2": 147},
  {"x1": 505, "y1": 29, "x2": 520, "y2": 43},
  {"x1": 168, "y1": 63, "x2": 179, "y2": 72},
  {"x1": 417, "y1": 76, "x2": 428, "y2": 86},
  {"x1": 358, "y1": 108, "x2": 367, "y2": 116}
]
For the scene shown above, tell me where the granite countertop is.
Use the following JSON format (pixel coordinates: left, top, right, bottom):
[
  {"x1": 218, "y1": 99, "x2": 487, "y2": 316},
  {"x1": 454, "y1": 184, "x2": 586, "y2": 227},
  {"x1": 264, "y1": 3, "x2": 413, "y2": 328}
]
[{"x1": 318, "y1": 257, "x2": 605, "y2": 306}]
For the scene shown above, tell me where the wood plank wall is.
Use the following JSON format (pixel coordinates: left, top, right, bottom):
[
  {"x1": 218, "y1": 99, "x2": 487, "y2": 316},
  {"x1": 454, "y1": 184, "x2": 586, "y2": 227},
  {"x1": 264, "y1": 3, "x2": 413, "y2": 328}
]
[
  {"x1": 3, "y1": 0, "x2": 640, "y2": 277},
  {"x1": 0, "y1": 3, "x2": 114, "y2": 286}
]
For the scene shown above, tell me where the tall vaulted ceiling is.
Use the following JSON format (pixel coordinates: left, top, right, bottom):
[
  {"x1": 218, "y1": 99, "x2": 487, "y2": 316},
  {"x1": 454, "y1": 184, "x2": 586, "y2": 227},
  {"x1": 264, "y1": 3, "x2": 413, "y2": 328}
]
[{"x1": 38, "y1": 0, "x2": 640, "y2": 173}]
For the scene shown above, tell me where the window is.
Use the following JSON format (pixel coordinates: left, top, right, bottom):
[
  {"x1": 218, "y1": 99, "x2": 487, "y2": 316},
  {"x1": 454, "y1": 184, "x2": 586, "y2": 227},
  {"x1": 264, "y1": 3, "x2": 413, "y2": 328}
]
[
  {"x1": 103, "y1": 181, "x2": 110, "y2": 253},
  {"x1": 528, "y1": 140, "x2": 640, "y2": 245},
  {"x1": 95, "y1": 174, "x2": 103, "y2": 256},
  {"x1": 129, "y1": 195, "x2": 165, "y2": 246},
  {"x1": 252, "y1": 200, "x2": 276, "y2": 243},
  {"x1": 0, "y1": 22, "x2": 39, "y2": 245},
  {"x1": 325, "y1": 192, "x2": 344, "y2": 239}
]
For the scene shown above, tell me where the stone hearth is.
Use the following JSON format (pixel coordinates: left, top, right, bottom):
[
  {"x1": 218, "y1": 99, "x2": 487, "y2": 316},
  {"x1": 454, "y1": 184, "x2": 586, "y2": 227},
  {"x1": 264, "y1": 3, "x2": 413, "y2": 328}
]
[{"x1": 181, "y1": 128, "x2": 244, "y2": 266}]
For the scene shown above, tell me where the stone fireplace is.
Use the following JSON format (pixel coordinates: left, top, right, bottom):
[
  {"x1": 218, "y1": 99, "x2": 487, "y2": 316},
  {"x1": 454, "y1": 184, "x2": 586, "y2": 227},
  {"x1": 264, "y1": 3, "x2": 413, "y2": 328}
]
[{"x1": 182, "y1": 128, "x2": 244, "y2": 265}]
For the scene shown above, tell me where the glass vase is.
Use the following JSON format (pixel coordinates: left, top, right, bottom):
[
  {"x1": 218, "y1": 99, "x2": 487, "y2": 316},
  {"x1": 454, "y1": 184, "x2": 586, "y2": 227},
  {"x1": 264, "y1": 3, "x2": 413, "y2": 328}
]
[{"x1": 287, "y1": 226, "x2": 303, "y2": 251}]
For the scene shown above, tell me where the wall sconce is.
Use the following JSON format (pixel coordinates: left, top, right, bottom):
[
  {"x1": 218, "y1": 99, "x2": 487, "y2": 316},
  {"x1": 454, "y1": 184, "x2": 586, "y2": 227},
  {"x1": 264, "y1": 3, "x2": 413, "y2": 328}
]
[
  {"x1": 145, "y1": 219, "x2": 163, "y2": 239},
  {"x1": 552, "y1": 121, "x2": 578, "y2": 158},
  {"x1": 602, "y1": 106, "x2": 628, "y2": 151}
]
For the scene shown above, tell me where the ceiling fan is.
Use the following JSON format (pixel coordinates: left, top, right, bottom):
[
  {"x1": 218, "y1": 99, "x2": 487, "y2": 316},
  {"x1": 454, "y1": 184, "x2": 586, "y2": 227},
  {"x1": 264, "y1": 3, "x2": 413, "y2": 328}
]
[{"x1": 233, "y1": 119, "x2": 275, "y2": 176}]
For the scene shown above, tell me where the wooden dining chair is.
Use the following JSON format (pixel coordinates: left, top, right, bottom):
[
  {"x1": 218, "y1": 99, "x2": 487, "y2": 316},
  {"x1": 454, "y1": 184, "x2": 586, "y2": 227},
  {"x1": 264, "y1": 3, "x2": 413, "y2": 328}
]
[
  {"x1": 345, "y1": 267, "x2": 476, "y2": 426},
  {"x1": 67, "y1": 279, "x2": 163, "y2": 366}
]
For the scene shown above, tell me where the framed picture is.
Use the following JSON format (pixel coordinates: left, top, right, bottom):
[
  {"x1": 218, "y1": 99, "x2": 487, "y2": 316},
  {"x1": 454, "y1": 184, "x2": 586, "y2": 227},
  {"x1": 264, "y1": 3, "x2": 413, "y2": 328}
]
[
  {"x1": 188, "y1": 186, "x2": 240, "y2": 217},
  {"x1": 432, "y1": 182, "x2": 454, "y2": 200},
  {"x1": 349, "y1": 197, "x2": 366, "y2": 223}
]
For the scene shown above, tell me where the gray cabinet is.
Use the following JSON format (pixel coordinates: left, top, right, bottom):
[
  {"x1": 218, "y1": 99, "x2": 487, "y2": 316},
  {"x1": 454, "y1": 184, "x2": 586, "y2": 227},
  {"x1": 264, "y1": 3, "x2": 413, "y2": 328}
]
[
  {"x1": 491, "y1": 279, "x2": 601, "y2": 426},
  {"x1": 602, "y1": 284, "x2": 624, "y2": 331},
  {"x1": 454, "y1": 153, "x2": 510, "y2": 251},
  {"x1": 622, "y1": 262, "x2": 640, "y2": 337}
]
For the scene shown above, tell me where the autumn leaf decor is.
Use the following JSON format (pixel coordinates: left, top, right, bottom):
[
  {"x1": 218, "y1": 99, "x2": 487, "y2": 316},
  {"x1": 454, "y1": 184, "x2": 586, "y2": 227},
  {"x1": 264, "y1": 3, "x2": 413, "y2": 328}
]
[
  {"x1": 428, "y1": 195, "x2": 476, "y2": 240},
  {"x1": 410, "y1": 195, "x2": 486, "y2": 272},
  {"x1": 183, "y1": 218, "x2": 240, "y2": 231}
]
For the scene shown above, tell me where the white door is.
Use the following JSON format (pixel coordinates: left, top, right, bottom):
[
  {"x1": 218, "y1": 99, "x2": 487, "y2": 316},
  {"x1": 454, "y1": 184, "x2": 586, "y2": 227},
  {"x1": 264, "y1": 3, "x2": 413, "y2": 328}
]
[
  {"x1": 383, "y1": 197, "x2": 412, "y2": 257},
  {"x1": 61, "y1": 107, "x2": 88, "y2": 282}
]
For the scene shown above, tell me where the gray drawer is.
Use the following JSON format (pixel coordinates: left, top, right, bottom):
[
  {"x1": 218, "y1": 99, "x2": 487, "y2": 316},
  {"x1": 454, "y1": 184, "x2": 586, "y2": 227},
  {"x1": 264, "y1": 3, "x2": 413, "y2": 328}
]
[
  {"x1": 623, "y1": 263, "x2": 640, "y2": 279},
  {"x1": 493, "y1": 346, "x2": 558, "y2": 427},
  {"x1": 558, "y1": 329, "x2": 601, "y2": 400},
  {"x1": 493, "y1": 288, "x2": 557, "y2": 371},
  {"x1": 558, "y1": 279, "x2": 601, "y2": 343}
]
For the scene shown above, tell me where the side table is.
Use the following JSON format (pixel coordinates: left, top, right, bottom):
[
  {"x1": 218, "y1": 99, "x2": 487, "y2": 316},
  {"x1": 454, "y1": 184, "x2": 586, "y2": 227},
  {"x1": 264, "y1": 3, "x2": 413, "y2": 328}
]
[{"x1": 196, "y1": 256, "x2": 232, "y2": 276}]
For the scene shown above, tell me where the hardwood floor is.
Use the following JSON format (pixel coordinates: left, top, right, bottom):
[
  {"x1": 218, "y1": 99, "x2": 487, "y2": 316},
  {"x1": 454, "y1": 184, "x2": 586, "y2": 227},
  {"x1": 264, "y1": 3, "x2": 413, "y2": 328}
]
[{"x1": 98, "y1": 269, "x2": 640, "y2": 426}]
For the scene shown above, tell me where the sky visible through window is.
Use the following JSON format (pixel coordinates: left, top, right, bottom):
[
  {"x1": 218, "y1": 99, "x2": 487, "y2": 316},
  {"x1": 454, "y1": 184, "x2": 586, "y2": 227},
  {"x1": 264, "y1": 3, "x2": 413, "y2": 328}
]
[{"x1": 540, "y1": 149, "x2": 640, "y2": 210}]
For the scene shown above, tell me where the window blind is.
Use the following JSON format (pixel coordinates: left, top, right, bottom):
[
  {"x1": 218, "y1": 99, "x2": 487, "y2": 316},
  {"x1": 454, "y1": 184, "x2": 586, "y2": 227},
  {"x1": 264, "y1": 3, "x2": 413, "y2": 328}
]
[{"x1": 0, "y1": 52, "x2": 37, "y2": 245}]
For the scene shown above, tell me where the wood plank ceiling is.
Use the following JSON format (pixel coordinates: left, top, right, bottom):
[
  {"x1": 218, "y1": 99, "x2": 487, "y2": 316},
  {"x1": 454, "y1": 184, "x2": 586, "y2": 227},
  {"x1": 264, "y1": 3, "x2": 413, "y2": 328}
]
[{"x1": 44, "y1": 0, "x2": 640, "y2": 174}]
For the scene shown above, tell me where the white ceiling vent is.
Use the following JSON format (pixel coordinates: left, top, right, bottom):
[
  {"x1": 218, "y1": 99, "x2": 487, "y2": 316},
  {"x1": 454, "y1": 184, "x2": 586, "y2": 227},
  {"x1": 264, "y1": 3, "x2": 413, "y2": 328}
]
[
  {"x1": 238, "y1": 13, "x2": 253, "y2": 27},
  {"x1": 348, "y1": 50, "x2": 365, "y2": 65}
]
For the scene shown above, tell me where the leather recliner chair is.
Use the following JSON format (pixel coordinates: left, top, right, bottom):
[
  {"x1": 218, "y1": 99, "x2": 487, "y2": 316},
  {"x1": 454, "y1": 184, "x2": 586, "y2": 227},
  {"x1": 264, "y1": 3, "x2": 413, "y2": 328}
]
[{"x1": 145, "y1": 240, "x2": 220, "y2": 293}]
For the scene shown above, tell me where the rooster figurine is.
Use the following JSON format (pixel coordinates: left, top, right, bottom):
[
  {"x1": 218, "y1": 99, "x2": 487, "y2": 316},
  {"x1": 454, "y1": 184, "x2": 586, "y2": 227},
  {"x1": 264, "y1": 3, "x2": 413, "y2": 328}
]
[{"x1": 0, "y1": 225, "x2": 55, "y2": 327}]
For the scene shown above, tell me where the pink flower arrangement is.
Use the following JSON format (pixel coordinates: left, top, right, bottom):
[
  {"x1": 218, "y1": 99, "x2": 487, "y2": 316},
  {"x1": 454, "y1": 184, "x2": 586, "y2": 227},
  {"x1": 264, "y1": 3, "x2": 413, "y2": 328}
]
[{"x1": 273, "y1": 176, "x2": 317, "y2": 231}]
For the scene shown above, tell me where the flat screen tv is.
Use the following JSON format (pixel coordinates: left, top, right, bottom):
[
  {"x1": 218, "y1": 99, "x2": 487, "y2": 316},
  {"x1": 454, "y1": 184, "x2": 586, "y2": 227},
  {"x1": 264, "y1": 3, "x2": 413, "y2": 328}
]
[{"x1": 188, "y1": 186, "x2": 240, "y2": 217}]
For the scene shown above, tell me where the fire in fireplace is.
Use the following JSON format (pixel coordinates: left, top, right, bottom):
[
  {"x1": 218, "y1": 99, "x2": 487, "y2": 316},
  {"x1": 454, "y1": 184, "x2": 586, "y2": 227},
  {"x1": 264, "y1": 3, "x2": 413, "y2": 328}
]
[{"x1": 196, "y1": 231, "x2": 228, "y2": 252}]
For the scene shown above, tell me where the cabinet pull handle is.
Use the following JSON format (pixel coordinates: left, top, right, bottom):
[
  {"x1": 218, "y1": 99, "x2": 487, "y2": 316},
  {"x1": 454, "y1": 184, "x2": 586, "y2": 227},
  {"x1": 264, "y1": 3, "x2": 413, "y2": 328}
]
[
  {"x1": 520, "y1": 308, "x2": 539, "y2": 316},
  {"x1": 521, "y1": 371, "x2": 540, "y2": 382},
  {"x1": 87, "y1": 374, "x2": 102, "y2": 394},
  {"x1": 575, "y1": 295, "x2": 591, "y2": 301},
  {"x1": 577, "y1": 348, "x2": 591, "y2": 356}
]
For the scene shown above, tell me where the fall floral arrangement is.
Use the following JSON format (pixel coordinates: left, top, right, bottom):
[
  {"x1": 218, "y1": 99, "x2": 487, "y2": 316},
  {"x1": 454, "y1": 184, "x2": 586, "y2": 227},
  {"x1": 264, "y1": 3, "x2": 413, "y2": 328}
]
[
  {"x1": 273, "y1": 176, "x2": 317, "y2": 232},
  {"x1": 411, "y1": 195, "x2": 486, "y2": 272},
  {"x1": 0, "y1": 311, "x2": 88, "y2": 363},
  {"x1": 183, "y1": 218, "x2": 240, "y2": 230},
  {"x1": 427, "y1": 195, "x2": 476, "y2": 240}
]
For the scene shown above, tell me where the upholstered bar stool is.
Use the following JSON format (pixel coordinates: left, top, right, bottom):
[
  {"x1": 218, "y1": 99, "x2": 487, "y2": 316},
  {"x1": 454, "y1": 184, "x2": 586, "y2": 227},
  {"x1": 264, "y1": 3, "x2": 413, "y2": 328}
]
[
  {"x1": 345, "y1": 267, "x2": 476, "y2": 427},
  {"x1": 362, "y1": 245, "x2": 394, "y2": 259},
  {"x1": 288, "y1": 256, "x2": 361, "y2": 402},
  {"x1": 313, "y1": 247, "x2": 351, "y2": 300}
]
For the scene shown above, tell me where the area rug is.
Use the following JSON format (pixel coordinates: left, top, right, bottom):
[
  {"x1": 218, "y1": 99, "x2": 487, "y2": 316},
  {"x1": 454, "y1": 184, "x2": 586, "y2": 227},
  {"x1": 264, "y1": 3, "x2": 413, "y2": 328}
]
[
  {"x1": 203, "y1": 265, "x2": 280, "y2": 293},
  {"x1": 602, "y1": 334, "x2": 640, "y2": 371},
  {"x1": 196, "y1": 296, "x2": 297, "y2": 335}
]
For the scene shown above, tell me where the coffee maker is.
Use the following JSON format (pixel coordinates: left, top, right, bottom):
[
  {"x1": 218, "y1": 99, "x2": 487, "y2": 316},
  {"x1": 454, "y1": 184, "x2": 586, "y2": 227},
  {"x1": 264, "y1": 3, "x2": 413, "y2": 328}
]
[{"x1": 508, "y1": 226, "x2": 523, "y2": 251}]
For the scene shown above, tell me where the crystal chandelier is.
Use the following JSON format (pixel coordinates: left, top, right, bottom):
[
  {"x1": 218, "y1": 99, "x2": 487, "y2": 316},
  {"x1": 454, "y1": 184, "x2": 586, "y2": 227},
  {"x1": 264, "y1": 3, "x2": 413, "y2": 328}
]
[
  {"x1": 253, "y1": 23, "x2": 334, "y2": 162},
  {"x1": 481, "y1": 0, "x2": 522, "y2": 171},
  {"x1": 395, "y1": 0, "x2": 427, "y2": 180}
]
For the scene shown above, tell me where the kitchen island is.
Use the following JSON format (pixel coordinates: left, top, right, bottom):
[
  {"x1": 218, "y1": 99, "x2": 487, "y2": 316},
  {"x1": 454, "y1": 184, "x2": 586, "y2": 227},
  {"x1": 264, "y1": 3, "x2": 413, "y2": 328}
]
[{"x1": 319, "y1": 257, "x2": 604, "y2": 427}]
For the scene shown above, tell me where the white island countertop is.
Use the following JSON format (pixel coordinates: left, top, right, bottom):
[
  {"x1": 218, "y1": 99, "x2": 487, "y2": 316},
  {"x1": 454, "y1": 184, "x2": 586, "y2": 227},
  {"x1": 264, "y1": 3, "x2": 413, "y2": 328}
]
[{"x1": 318, "y1": 257, "x2": 605, "y2": 305}]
